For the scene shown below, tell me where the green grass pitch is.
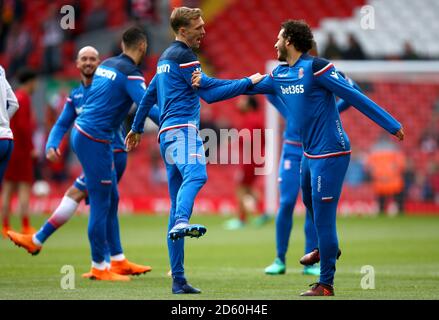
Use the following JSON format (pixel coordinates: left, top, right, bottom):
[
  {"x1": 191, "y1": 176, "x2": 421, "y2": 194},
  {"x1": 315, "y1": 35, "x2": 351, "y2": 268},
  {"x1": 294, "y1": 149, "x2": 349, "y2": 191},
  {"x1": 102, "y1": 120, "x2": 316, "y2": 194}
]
[{"x1": 1, "y1": 214, "x2": 438, "y2": 300}]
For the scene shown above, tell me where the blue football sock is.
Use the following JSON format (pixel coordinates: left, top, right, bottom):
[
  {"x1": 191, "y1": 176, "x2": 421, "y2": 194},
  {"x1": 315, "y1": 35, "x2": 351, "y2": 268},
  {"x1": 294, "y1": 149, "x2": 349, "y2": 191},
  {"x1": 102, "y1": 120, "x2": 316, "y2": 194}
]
[{"x1": 35, "y1": 222, "x2": 57, "y2": 244}]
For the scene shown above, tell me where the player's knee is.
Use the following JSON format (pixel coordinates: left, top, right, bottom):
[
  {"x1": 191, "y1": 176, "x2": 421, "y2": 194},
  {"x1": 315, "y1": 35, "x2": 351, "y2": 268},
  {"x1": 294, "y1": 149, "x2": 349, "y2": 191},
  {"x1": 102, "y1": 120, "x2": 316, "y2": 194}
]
[
  {"x1": 65, "y1": 186, "x2": 87, "y2": 202},
  {"x1": 87, "y1": 221, "x2": 99, "y2": 239},
  {"x1": 191, "y1": 170, "x2": 208, "y2": 187},
  {"x1": 279, "y1": 197, "x2": 295, "y2": 212},
  {"x1": 88, "y1": 215, "x2": 107, "y2": 235},
  {"x1": 314, "y1": 221, "x2": 337, "y2": 238}
]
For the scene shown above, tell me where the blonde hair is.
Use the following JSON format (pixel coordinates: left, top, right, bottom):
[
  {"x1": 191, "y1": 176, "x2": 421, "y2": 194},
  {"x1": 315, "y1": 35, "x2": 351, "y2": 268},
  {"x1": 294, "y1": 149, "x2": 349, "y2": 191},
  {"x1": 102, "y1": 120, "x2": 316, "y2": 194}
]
[{"x1": 170, "y1": 7, "x2": 202, "y2": 33}]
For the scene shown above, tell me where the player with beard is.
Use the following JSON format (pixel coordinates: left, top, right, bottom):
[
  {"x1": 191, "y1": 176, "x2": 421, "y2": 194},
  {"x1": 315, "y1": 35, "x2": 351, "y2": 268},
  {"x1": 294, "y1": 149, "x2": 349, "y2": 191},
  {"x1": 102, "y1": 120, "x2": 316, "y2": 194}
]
[{"x1": 192, "y1": 20, "x2": 404, "y2": 296}]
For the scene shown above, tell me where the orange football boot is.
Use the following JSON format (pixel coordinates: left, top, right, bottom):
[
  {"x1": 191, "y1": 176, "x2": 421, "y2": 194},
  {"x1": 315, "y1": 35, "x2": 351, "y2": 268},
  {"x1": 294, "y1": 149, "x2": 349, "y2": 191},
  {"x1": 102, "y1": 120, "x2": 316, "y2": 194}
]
[
  {"x1": 110, "y1": 259, "x2": 152, "y2": 276},
  {"x1": 82, "y1": 264, "x2": 110, "y2": 278},
  {"x1": 86, "y1": 268, "x2": 131, "y2": 281},
  {"x1": 7, "y1": 230, "x2": 41, "y2": 255}
]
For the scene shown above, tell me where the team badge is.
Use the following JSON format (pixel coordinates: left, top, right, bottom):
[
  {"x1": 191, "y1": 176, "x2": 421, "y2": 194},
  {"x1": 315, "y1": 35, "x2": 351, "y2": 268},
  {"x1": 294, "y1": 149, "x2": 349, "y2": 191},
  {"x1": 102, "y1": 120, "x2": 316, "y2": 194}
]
[{"x1": 298, "y1": 67, "x2": 304, "y2": 79}]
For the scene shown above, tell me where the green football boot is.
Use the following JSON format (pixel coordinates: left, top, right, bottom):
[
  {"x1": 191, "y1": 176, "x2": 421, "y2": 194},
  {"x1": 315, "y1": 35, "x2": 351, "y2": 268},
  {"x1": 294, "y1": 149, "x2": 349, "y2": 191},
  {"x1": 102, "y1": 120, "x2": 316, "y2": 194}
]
[
  {"x1": 264, "y1": 258, "x2": 286, "y2": 275},
  {"x1": 224, "y1": 218, "x2": 245, "y2": 230},
  {"x1": 252, "y1": 214, "x2": 271, "y2": 227}
]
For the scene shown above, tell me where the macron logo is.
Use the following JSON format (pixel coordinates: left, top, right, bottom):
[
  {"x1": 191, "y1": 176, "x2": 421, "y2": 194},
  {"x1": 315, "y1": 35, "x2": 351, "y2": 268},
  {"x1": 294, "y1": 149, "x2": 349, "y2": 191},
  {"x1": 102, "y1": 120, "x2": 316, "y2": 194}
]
[
  {"x1": 95, "y1": 67, "x2": 117, "y2": 81},
  {"x1": 157, "y1": 64, "x2": 170, "y2": 74}
]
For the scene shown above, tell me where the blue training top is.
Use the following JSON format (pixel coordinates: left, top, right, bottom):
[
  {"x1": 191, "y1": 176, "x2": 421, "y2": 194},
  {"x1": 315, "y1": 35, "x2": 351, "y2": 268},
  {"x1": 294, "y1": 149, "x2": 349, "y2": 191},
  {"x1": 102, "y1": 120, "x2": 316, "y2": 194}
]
[
  {"x1": 75, "y1": 53, "x2": 159, "y2": 144},
  {"x1": 245, "y1": 54, "x2": 401, "y2": 158},
  {"x1": 46, "y1": 83, "x2": 127, "y2": 152},
  {"x1": 132, "y1": 40, "x2": 254, "y2": 135},
  {"x1": 265, "y1": 71, "x2": 362, "y2": 144}
]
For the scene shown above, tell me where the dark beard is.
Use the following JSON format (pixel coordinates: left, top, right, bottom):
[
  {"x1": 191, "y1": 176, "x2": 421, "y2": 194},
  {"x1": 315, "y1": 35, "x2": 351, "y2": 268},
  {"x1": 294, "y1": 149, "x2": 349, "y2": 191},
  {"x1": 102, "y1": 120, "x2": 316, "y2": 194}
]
[
  {"x1": 278, "y1": 46, "x2": 288, "y2": 62},
  {"x1": 81, "y1": 71, "x2": 94, "y2": 79}
]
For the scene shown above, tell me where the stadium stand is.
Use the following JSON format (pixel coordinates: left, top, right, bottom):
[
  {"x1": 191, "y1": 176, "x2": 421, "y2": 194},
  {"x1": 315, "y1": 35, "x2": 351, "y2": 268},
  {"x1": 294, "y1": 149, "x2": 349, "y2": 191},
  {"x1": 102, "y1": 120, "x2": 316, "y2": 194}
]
[{"x1": 1, "y1": 0, "x2": 437, "y2": 214}]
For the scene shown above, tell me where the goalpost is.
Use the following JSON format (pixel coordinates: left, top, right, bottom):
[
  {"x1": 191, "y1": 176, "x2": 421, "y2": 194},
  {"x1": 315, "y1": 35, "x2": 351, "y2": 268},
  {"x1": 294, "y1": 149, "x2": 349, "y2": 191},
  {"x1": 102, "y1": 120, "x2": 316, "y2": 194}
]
[{"x1": 264, "y1": 60, "x2": 439, "y2": 215}]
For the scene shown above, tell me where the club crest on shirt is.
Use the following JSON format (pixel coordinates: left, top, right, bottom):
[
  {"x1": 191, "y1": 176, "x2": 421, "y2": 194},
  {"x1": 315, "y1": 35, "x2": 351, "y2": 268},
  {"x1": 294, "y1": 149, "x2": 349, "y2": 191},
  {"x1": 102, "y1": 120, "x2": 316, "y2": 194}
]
[
  {"x1": 298, "y1": 67, "x2": 304, "y2": 79},
  {"x1": 330, "y1": 71, "x2": 339, "y2": 79}
]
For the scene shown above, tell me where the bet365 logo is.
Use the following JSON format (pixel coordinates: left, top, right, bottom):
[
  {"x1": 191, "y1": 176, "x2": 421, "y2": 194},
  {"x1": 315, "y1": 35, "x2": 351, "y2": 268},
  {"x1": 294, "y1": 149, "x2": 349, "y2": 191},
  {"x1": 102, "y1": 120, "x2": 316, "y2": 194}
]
[{"x1": 280, "y1": 84, "x2": 304, "y2": 95}]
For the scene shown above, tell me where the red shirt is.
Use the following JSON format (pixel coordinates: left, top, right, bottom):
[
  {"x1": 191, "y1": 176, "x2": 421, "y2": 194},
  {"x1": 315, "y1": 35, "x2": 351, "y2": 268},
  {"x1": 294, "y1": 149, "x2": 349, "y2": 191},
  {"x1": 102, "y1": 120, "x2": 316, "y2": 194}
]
[
  {"x1": 239, "y1": 111, "x2": 265, "y2": 167},
  {"x1": 11, "y1": 89, "x2": 35, "y2": 155},
  {"x1": 4, "y1": 88, "x2": 36, "y2": 182}
]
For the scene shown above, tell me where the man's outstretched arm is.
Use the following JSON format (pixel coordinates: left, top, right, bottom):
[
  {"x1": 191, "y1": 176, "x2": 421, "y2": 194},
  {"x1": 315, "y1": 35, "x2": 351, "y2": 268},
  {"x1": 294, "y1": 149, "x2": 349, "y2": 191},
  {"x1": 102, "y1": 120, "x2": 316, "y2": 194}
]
[
  {"x1": 313, "y1": 58, "x2": 404, "y2": 140},
  {"x1": 46, "y1": 94, "x2": 77, "y2": 161},
  {"x1": 189, "y1": 70, "x2": 265, "y2": 103},
  {"x1": 191, "y1": 71, "x2": 274, "y2": 102}
]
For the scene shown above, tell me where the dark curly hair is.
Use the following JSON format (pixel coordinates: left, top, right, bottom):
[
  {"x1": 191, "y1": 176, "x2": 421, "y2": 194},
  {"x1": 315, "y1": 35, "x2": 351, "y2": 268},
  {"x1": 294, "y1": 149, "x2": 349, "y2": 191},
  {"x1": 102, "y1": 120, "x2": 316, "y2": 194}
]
[{"x1": 281, "y1": 20, "x2": 314, "y2": 53}]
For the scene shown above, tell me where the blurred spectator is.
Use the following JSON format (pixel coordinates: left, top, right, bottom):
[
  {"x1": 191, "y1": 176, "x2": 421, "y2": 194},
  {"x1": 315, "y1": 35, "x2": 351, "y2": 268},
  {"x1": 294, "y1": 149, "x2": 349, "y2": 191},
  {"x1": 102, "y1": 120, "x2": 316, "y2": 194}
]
[
  {"x1": 323, "y1": 33, "x2": 343, "y2": 60},
  {"x1": 199, "y1": 105, "x2": 221, "y2": 159},
  {"x1": 44, "y1": 87, "x2": 71, "y2": 182},
  {"x1": 0, "y1": 0, "x2": 24, "y2": 53},
  {"x1": 424, "y1": 161, "x2": 439, "y2": 203},
  {"x1": 409, "y1": 173, "x2": 427, "y2": 202},
  {"x1": 365, "y1": 134, "x2": 406, "y2": 214},
  {"x1": 84, "y1": 0, "x2": 108, "y2": 32},
  {"x1": 225, "y1": 96, "x2": 267, "y2": 230},
  {"x1": 5, "y1": 22, "x2": 32, "y2": 78},
  {"x1": 112, "y1": 38, "x2": 123, "y2": 57},
  {"x1": 342, "y1": 33, "x2": 367, "y2": 60},
  {"x1": 150, "y1": 147, "x2": 167, "y2": 185},
  {"x1": 401, "y1": 41, "x2": 420, "y2": 60},
  {"x1": 402, "y1": 158, "x2": 416, "y2": 205},
  {"x1": 419, "y1": 123, "x2": 438, "y2": 153},
  {"x1": 127, "y1": 0, "x2": 158, "y2": 22},
  {"x1": 2, "y1": 67, "x2": 38, "y2": 237},
  {"x1": 344, "y1": 148, "x2": 366, "y2": 186},
  {"x1": 42, "y1": 4, "x2": 63, "y2": 74},
  {"x1": 32, "y1": 125, "x2": 47, "y2": 181}
]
